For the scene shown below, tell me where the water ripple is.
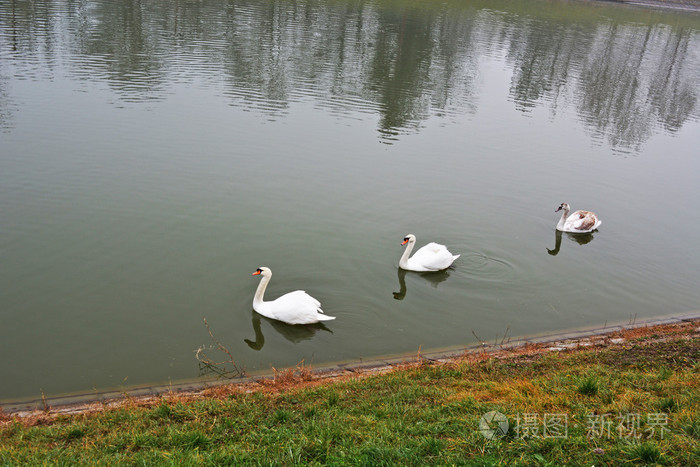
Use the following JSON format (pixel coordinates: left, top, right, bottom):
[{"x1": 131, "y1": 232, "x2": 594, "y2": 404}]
[{"x1": 461, "y1": 253, "x2": 517, "y2": 284}]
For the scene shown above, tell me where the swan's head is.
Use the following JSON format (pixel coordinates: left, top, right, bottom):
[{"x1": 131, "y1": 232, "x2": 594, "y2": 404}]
[
  {"x1": 401, "y1": 234, "x2": 416, "y2": 246},
  {"x1": 555, "y1": 203, "x2": 570, "y2": 213},
  {"x1": 252, "y1": 267, "x2": 272, "y2": 277}
]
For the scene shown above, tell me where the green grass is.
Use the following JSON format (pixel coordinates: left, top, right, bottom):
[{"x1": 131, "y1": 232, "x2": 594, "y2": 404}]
[
  {"x1": 1, "y1": 329, "x2": 699, "y2": 465},
  {"x1": 577, "y1": 376, "x2": 600, "y2": 396}
]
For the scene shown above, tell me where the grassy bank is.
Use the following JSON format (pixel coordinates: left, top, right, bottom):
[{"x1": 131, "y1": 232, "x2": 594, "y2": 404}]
[{"x1": 1, "y1": 321, "x2": 699, "y2": 465}]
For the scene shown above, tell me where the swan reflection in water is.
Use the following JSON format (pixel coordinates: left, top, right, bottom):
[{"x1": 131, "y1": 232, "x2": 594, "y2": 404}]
[
  {"x1": 547, "y1": 229, "x2": 595, "y2": 256},
  {"x1": 244, "y1": 311, "x2": 333, "y2": 350},
  {"x1": 393, "y1": 267, "x2": 451, "y2": 300}
]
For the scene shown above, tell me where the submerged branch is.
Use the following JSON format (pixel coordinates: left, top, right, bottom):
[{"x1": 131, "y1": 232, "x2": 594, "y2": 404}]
[{"x1": 195, "y1": 318, "x2": 246, "y2": 378}]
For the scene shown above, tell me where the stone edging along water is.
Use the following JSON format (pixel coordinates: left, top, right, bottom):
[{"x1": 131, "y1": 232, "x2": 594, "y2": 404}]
[
  {"x1": 613, "y1": 0, "x2": 700, "y2": 11},
  {"x1": 2, "y1": 311, "x2": 699, "y2": 417}
]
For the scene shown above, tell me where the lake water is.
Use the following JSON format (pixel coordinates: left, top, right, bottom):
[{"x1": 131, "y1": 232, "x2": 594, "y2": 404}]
[{"x1": 1, "y1": 0, "x2": 699, "y2": 404}]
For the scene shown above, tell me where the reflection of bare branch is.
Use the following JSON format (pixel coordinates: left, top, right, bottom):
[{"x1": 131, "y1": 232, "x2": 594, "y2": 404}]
[
  {"x1": 195, "y1": 318, "x2": 246, "y2": 378},
  {"x1": 472, "y1": 330, "x2": 488, "y2": 347},
  {"x1": 40, "y1": 389, "x2": 49, "y2": 412},
  {"x1": 500, "y1": 327, "x2": 511, "y2": 347},
  {"x1": 205, "y1": 317, "x2": 235, "y2": 363}
]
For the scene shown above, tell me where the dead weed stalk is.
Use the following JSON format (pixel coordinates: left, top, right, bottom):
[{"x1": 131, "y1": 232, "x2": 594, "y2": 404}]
[{"x1": 196, "y1": 318, "x2": 246, "y2": 378}]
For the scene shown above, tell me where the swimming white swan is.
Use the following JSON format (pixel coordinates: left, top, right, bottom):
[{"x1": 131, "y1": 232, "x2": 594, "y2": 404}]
[
  {"x1": 252, "y1": 267, "x2": 335, "y2": 325},
  {"x1": 399, "y1": 234, "x2": 460, "y2": 272},
  {"x1": 555, "y1": 203, "x2": 601, "y2": 233}
]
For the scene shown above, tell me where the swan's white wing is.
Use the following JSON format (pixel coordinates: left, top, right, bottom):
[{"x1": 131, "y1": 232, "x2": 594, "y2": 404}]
[
  {"x1": 275, "y1": 290, "x2": 321, "y2": 309},
  {"x1": 267, "y1": 290, "x2": 334, "y2": 324},
  {"x1": 408, "y1": 242, "x2": 459, "y2": 271}
]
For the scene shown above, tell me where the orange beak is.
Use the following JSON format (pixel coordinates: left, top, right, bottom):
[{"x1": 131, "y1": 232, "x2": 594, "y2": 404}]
[
  {"x1": 401, "y1": 239, "x2": 409, "y2": 245},
  {"x1": 252, "y1": 270, "x2": 261, "y2": 276}
]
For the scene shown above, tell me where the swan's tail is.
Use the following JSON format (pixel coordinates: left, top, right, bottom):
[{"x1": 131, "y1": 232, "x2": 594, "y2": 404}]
[{"x1": 317, "y1": 314, "x2": 336, "y2": 321}]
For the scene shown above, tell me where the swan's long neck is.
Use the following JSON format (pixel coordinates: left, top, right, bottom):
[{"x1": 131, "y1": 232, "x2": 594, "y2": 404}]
[
  {"x1": 399, "y1": 241, "x2": 414, "y2": 268},
  {"x1": 253, "y1": 274, "x2": 270, "y2": 307},
  {"x1": 556, "y1": 207, "x2": 570, "y2": 230}
]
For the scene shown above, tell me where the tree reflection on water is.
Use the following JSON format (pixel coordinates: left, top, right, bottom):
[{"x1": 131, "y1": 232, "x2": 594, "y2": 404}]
[{"x1": 0, "y1": 0, "x2": 698, "y2": 150}]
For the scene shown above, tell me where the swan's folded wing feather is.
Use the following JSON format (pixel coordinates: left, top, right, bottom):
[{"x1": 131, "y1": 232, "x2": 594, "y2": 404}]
[
  {"x1": 263, "y1": 291, "x2": 323, "y2": 324},
  {"x1": 576, "y1": 216, "x2": 595, "y2": 231},
  {"x1": 273, "y1": 290, "x2": 321, "y2": 308},
  {"x1": 411, "y1": 243, "x2": 456, "y2": 270},
  {"x1": 568, "y1": 211, "x2": 598, "y2": 231}
]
